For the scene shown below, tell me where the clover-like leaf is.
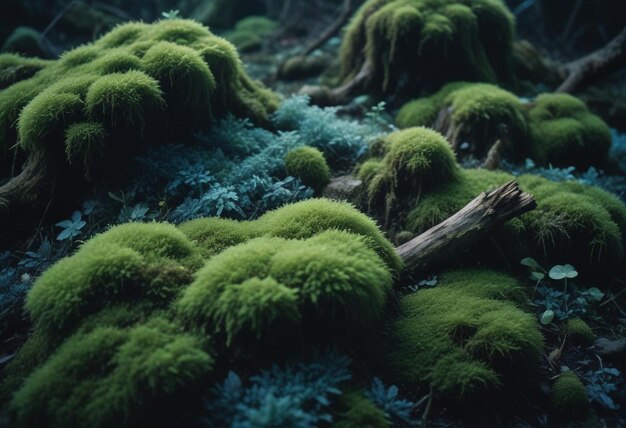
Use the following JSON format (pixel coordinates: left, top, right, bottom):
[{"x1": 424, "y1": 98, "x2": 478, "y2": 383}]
[
  {"x1": 530, "y1": 271, "x2": 545, "y2": 281},
  {"x1": 540, "y1": 309, "x2": 555, "y2": 325},
  {"x1": 548, "y1": 264, "x2": 578, "y2": 280},
  {"x1": 521, "y1": 257, "x2": 540, "y2": 271}
]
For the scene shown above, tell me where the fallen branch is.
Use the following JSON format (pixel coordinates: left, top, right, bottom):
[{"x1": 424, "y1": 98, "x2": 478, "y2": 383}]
[
  {"x1": 396, "y1": 181, "x2": 536, "y2": 273},
  {"x1": 557, "y1": 26, "x2": 626, "y2": 93},
  {"x1": 302, "y1": 0, "x2": 353, "y2": 56}
]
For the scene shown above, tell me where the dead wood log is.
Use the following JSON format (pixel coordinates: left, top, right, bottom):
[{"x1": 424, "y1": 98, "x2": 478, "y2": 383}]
[
  {"x1": 396, "y1": 181, "x2": 536, "y2": 273},
  {"x1": 557, "y1": 26, "x2": 626, "y2": 93},
  {"x1": 300, "y1": 58, "x2": 373, "y2": 106}
]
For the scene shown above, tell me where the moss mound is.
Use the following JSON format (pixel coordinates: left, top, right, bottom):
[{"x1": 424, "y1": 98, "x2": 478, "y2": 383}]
[
  {"x1": 284, "y1": 146, "x2": 331, "y2": 193},
  {"x1": 0, "y1": 19, "x2": 278, "y2": 181},
  {"x1": 334, "y1": 390, "x2": 391, "y2": 428},
  {"x1": 387, "y1": 269, "x2": 543, "y2": 401},
  {"x1": 566, "y1": 318, "x2": 595, "y2": 345},
  {"x1": 340, "y1": 0, "x2": 515, "y2": 96},
  {"x1": 225, "y1": 16, "x2": 278, "y2": 52},
  {"x1": 1, "y1": 26, "x2": 46, "y2": 58},
  {"x1": 396, "y1": 84, "x2": 611, "y2": 168},
  {"x1": 528, "y1": 93, "x2": 611, "y2": 169},
  {"x1": 361, "y1": 127, "x2": 460, "y2": 223},
  {"x1": 551, "y1": 371, "x2": 589, "y2": 419}
]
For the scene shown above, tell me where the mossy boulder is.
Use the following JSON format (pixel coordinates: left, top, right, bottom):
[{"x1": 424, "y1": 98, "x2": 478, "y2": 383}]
[
  {"x1": 387, "y1": 269, "x2": 543, "y2": 401},
  {"x1": 361, "y1": 127, "x2": 460, "y2": 223},
  {"x1": 284, "y1": 146, "x2": 331, "y2": 193},
  {"x1": 0, "y1": 19, "x2": 279, "y2": 237},
  {"x1": 1, "y1": 26, "x2": 47, "y2": 58},
  {"x1": 225, "y1": 16, "x2": 277, "y2": 52},
  {"x1": 396, "y1": 84, "x2": 611, "y2": 168},
  {"x1": 528, "y1": 93, "x2": 611, "y2": 169},
  {"x1": 551, "y1": 371, "x2": 589, "y2": 419},
  {"x1": 2, "y1": 199, "x2": 399, "y2": 425},
  {"x1": 339, "y1": 0, "x2": 515, "y2": 97}
]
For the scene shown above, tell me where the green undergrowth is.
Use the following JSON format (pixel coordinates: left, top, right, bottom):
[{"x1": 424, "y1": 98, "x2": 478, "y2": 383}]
[
  {"x1": 340, "y1": 0, "x2": 515, "y2": 96},
  {"x1": 396, "y1": 83, "x2": 611, "y2": 168},
  {"x1": 224, "y1": 16, "x2": 277, "y2": 52},
  {"x1": 387, "y1": 269, "x2": 543, "y2": 401},
  {"x1": 0, "y1": 18, "x2": 278, "y2": 181}
]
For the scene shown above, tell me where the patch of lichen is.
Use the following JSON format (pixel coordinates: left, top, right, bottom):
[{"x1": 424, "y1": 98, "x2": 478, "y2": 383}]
[
  {"x1": 396, "y1": 84, "x2": 610, "y2": 168},
  {"x1": 339, "y1": 0, "x2": 515, "y2": 96},
  {"x1": 403, "y1": 167, "x2": 626, "y2": 277},
  {"x1": 387, "y1": 269, "x2": 543, "y2": 401},
  {"x1": 0, "y1": 19, "x2": 279, "y2": 182}
]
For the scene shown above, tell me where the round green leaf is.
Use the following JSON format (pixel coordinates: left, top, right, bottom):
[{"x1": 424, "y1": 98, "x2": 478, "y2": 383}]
[
  {"x1": 520, "y1": 257, "x2": 540, "y2": 270},
  {"x1": 540, "y1": 310, "x2": 555, "y2": 325}
]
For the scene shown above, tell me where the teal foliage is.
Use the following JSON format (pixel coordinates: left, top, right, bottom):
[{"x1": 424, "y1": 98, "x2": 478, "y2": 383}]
[
  {"x1": 366, "y1": 378, "x2": 416, "y2": 426},
  {"x1": 583, "y1": 367, "x2": 622, "y2": 410},
  {"x1": 203, "y1": 353, "x2": 352, "y2": 427}
]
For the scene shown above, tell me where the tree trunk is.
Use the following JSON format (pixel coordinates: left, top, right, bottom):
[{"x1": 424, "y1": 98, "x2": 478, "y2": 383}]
[{"x1": 396, "y1": 181, "x2": 536, "y2": 273}]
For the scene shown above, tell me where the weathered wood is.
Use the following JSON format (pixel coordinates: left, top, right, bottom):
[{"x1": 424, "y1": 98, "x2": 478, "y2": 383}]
[
  {"x1": 302, "y1": 0, "x2": 353, "y2": 56},
  {"x1": 557, "y1": 26, "x2": 626, "y2": 93},
  {"x1": 396, "y1": 181, "x2": 536, "y2": 273}
]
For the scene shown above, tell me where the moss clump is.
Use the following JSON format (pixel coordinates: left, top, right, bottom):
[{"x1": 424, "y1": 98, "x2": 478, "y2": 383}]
[
  {"x1": 64, "y1": 122, "x2": 108, "y2": 176},
  {"x1": 566, "y1": 318, "x2": 595, "y2": 345},
  {"x1": 0, "y1": 53, "x2": 49, "y2": 89},
  {"x1": 0, "y1": 19, "x2": 278, "y2": 183},
  {"x1": 396, "y1": 84, "x2": 612, "y2": 168},
  {"x1": 528, "y1": 93, "x2": 611, "y2": 169},
  {"x1": 284, "y1": 146, "x2": 331, "y2": 193},
  {"x1": 1, "y1": 26, "x2": 46, "y2": 58},
  {"x1": 361, "y1": 127, "x2": 460, "y2": 223},
  {"x1": 225, "y1": 16, "x2": 278, "y2": 52},
  {"x1": 10, "y1": 319, "x2": 213, "y2": 428},
  {"x1": 340, "y1": 0, "x2": 515, "y2": 96},
  {"x1": 176, "y1": 230, "x2": 393, "y2": 348},
  {"x1": 25, "y1": 223, "x2": 200, "y2": 340},
  {"x1": 403, "y1": 167, "x2": 626, "y2": 277},
  {"x1": 334, "y1": 390, "x2": 391, "y2": 428},
  {"x1": 387, "y1": 269, "x2": 543, "y2": 401},
  {"x1": 551, "y1": 371, "x2": 589, "y2": 419}
]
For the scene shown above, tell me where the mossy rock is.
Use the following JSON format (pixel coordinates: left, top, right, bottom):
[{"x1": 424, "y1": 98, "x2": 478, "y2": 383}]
[
  {"x1": 9, "y1": 318, "x2": 214, "y2": 428},
  {"x1": 340, "y1": 0, "x2": 515, "y2": 96},
  {"x1": 284, "y1": 146, "x2": 331, "y2": 193},
  {"x1": 396, "y1": 84, "x2": 611, "y2": 168},
  {"x1": 0, "y1": 19, "x2": 279, "y2": 182},
  {"x1": 387, "y1": 269, "x2": 543, "y2": 401},
  {"x1": 3, "y1": 199, "x2": 398, "y2": 425},
  {"x1": 528, "y1": 93, "x2": 611, "y2": 169},
  {"x1": 1, "y1": 26, "x2": 47, "y2": 58},
  {"x1": 278, "y1": 55, "x2": 331, "y2": 81},
  {"x1": 361, "y1": 127, "x2": 460, "y2": 223},
  {"x1": 225, "y1": 16, "x2": 277, "y2": 52},
  {"x1": 551, "y1": 371, "x2": 589, "y2": 419},
  {"x1": 404, "y1": 167, "x2": 626, "y2": 277},
  {"x1": 566, "y1": 318, "x2": 595, "y2": 345}
]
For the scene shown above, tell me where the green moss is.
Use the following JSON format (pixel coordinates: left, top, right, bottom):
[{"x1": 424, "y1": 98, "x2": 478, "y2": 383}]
[
  {"x1": 25, "y1": 223, "x2": 200, "y2": 339},
  {"x1": 10, "y1": 318, "x2": 213, "y2": 428},
  {"x1": 0, "y1": 53, "x2": 49, "y2": 89},
  {"x1": 528, "y1": 93, "x2": 611, "y2": 169},
  {"x1": 178, "y1": 217, "x2": 255, "y2": 258},
  {"x1": 284, "y1": 146, "x2": 331, "y2": 193},
  {"x1": 364, "y1": 127, "x2": 460, "y2": 222},
  {"x1": 64, "y1": 122, "x2": 108, "y2": 176},
  {"x1": 357, "y1": 159, "x2": 383, "y2": 186},
  {"x1": 339, "y1": 0, "x2": 515, "y2": 96},
  {"x1": 1, "y1": 26, "x2": 46, "y2": 57},
  {"x1": 257, "y1": 198, "x2": 402, "y2": 274},
  {"x1": 566, "y1": 318, "x2": 595, "y2": 344},
  {"x1": 85, "y1": 70, "x2": 164, "y2": 131},
  {"x1": 225, "y1": 16, "x2": 277, "y2": 53},
  {"x1": 387, "y1": 269, "x2": 542, "y2": 400},
  {"x1": 176, "y1": 230, "x2": 392, "y2": 348},
  {"x1": 551, "y1": 371, "x2": 589, "y2": 419},
  {"x1": 334, "y1": 390, "x2": 391, "y2": 428},
  {"x1": 1, "y1": 19, "x2": 279, "y2": 183}
]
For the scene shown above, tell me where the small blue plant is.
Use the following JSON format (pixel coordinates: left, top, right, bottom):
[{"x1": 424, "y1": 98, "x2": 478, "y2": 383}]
[
  {"x1": 367, "y1": 377, "x2": 416, "y2": 426},
  {"x1": 584, "y1": 367, "x2": 622, "y2": 410},
  {"x1": 55, "y1": 211, "x2": 86, "y2": 241}
]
